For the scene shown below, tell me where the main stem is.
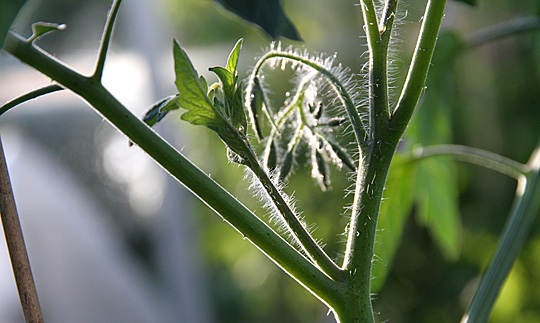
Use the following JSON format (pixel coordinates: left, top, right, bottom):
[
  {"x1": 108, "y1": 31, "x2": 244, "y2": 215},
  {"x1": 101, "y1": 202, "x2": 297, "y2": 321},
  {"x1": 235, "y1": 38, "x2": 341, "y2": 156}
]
[{"x1": 338, "y1": 0, "x2": 446, "y2": 321}]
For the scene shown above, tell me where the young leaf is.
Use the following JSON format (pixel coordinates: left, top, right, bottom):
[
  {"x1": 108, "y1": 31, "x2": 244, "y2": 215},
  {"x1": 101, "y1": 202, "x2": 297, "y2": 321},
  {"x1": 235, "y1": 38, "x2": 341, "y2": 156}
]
[
  {"x1": 313, "y1": 149, "x2": 330, "y2": 191},
  {"x1": 28, "y1": 22, "x2": 66, "y2": 43},
  {"x1": 209, "y1": 66, "x2": 236, "y2": 98},
  {"x1": 142, "y1": 95, "x2": 179, "y2": 127},
  {"x1": 226, "y1": 38, "x2": 243, "y2": 74},
  {"x1": 173, "y1": 40, "x2": 225, "y2": 128}
]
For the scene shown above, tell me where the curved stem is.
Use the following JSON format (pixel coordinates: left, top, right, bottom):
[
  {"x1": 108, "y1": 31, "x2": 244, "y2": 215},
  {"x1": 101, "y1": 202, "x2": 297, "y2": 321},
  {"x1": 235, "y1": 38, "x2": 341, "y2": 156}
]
[
  {"x1": 0, "y1": 84, "x2": 63, "y2": 117},
  {"x1": 466, "y1": 16, "x2": 540, "y2": 49},
  {"x1": 462, "y1": 143, "x2": 540, "y2": 323},
  {"x1": 92, "y1": 0, "x2": 123, "y2": 82},
  {"x1": 246, "y1": 51, "x2": 368, "y2": 151},
  {"x1": 2, "y1": 30, "x2": 343, "y2": 308},
  {"x1": 412, "y1": 144, "x2": 527, "y2": 180}
]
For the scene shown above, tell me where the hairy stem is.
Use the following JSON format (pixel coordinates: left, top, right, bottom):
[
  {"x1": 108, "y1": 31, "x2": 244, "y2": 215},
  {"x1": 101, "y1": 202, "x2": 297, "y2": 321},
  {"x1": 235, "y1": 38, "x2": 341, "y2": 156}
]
[
  {"x1": 2, "y1": 30, "x2": 343, "y2": 309},
  {"x1": 340, "y1": 1, "x2": 447, "y2": 322},
  {"x1": 246, "y1": 51, "x2": 368, "y2": 151},
  {"x1": 390, "y1": 0, "x2": 447, "y2": 133},
  {"x1": 245, "y1": 149, "x2": 345, "y2": 281}
]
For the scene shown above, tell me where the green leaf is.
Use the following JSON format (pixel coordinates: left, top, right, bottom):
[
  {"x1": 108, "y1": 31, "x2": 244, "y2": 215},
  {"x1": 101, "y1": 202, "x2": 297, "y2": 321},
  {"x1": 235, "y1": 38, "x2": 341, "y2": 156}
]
[
  {"x1": 214, "y1": 0, "x2": 301, "y2": 41},
  {"x1": 416, "y1": 158, "x2": 462, "y2": 260},
  {"x1": 28, "y1": 22, "x2": 66, "y2": 43},
  {"x1": 226, "y1": 38, "x2": 243, "y2": 74},
  {"x1": 142, "y1": 95, "x2": 180, "y2": 127},
  {"x1": 451, "y1": 0, "x2": 477, "y2": 6},
  {"x1": 173, "y1": 40, "x2": 226, "y2": 128},
  {"x1": 209, "y1": 66, "x2": 236, "y2": 98},
  {"x1": 372, "y1": 155, "x2": 416, "y2": 291},
  {"x1": 1, "y1": 0, "x2": 26, "y2": 47},
  {"x1": 209, "y1": 39, "x2": 247, "y2": 132},
  {"x1": 173, "y1": 40, "x2": 251, "y2": 161}
]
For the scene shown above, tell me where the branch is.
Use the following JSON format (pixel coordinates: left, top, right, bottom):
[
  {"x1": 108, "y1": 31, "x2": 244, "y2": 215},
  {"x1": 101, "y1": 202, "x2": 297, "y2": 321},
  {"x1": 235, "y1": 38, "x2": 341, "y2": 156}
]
[
  {"x1": 2, "y1": 30, "x2": 343, "y2": 307},
  {"x1": 92, "y1": 0, "x2": 123, "y2": 82},
  {"x1": 466, "y1": 16, "x2": 540, "y2": 49},
  {"x1": 245, "y1": 50, "x2": 368, "y2": 151},
  {"x1": 246, "y1": 152, "x2": 345, "y2": 281},
  {"x1": 0, "y1": 84, "x2": 63, "y2": 117},
  {"x1": 390, "y1": 0, "x2": 447, "y2": 135},
  {"x1": 0, "y1": 136, "x2": 44, "y2": 323},
  {"x1": 412, "y1": 144, "x2": 527, "y2": 180}
]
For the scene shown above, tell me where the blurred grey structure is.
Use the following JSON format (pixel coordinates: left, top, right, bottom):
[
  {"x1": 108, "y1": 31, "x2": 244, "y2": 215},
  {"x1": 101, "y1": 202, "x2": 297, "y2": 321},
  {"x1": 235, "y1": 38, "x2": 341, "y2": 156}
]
[{"x1": 0, "y1": 0, "x2": 214, "y2": 322}]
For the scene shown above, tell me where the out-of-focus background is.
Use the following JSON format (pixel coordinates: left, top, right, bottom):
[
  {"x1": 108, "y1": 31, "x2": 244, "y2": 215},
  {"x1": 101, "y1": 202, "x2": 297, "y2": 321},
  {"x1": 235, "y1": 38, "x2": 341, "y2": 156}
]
[{"x1": 0, "y1": 0, "x2": 539, "y2": 322}]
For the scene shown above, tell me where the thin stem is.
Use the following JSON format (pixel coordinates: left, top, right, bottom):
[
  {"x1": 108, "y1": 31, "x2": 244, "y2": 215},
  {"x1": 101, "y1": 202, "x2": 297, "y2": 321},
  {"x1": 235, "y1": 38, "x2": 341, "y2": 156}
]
[
  {"x1": 92, "y1": 0, "x2": 123, "y2": 82},
  {"x1": 0, "y1": 136, "x2": 44, "y2": 323},
  {"x1": 2, "y1": 30, "x2": 343, "y2": 308},
  {"x1": 359, "y1": 0, "x2": 380, "y2": 52},
  {"x1": 380, "y1": 0, "x2": 399, "y2": 40},
  {"x1": 0, "y1": 84, "x2": 63, "y2": 117},
  {"x1": 390, "y1": 0, "x2": 447, "y2": 134},
  {"x1": 246, "y1": 51, "x2": 368, "y2": 151},
  {"x1": 461, "y1": 143, "x2": 540, "y2": 323},
  {"x1": 412, "y1": 144, "x2": 527, "y2": 180},
  {"x1": 466, "y1": 16, "x2": 540, "y2": 49},
  {"x1": 245, "y1": 149, "x2": 345, "y2": 281}
]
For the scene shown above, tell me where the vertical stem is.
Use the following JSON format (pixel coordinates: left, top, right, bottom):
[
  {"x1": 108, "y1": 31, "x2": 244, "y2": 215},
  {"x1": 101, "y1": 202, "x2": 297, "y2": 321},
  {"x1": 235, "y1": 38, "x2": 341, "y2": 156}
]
[{"x1": 0, "y1": 136, "x2": 44, "y2": 323}]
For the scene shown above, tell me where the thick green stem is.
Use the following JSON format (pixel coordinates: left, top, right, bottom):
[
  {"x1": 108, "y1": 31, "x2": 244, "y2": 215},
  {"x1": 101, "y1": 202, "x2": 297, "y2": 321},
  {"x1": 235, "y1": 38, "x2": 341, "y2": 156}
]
[
  {"x1": 340, "y1": 1, "x2": 447, "y2": 322},
  {"x1": 462, "y1": 143, "x2": 540, "y2": 323},
  {"x1": 2, "y1": 31, "x2": 343, "y2": 308}
]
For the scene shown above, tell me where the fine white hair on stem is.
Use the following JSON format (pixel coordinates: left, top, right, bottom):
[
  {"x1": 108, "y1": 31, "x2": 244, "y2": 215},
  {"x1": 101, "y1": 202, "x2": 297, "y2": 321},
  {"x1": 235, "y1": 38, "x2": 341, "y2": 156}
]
[
  {"x1": 243, "y1": 167, "x2": 323, "y2": 254},
  {"x1": 245, "y1": 41, "x2": 370, "y2": 143}
]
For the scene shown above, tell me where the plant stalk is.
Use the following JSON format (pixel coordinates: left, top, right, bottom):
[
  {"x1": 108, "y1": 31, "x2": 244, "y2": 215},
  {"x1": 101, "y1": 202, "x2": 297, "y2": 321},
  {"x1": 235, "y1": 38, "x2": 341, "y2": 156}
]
[{"x1": 0, "y1": 136, "x2": 44, "y2": 323}]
